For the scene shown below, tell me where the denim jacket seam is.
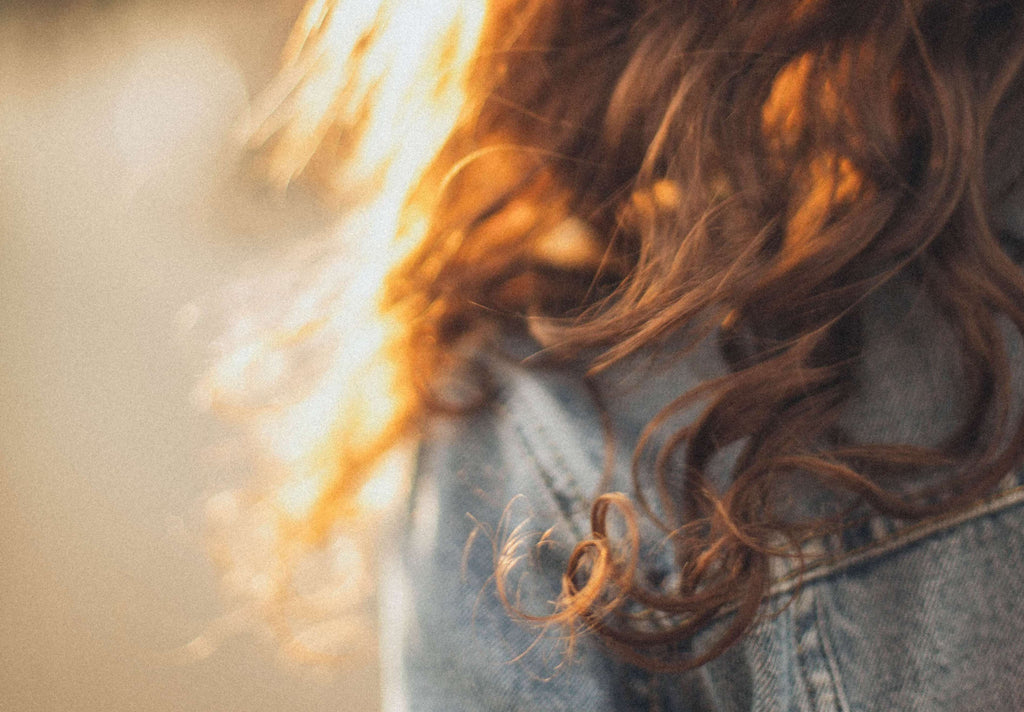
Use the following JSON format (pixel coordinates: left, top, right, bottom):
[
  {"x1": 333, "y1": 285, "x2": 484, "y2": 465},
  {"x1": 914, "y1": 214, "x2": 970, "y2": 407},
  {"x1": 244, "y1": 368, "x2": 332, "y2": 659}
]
[
  {"x1": 769, "y1": 478, "x2": 1024, "y2": 596},
  {"x1": 508, "y1": 420, "x2": 586, "y2": 537},
  {"x1": 500, "y1": 385, "x2": 596, "y2": 539},
  {"x1": 810, "y1": 592, "x2": 852, "y2": 712},
  {"x1": 791, "y1": 585, "x2": 832, "y2": 712},
  {"x1": 789, "y1": 584, "x2": 850, "y2": 712}
]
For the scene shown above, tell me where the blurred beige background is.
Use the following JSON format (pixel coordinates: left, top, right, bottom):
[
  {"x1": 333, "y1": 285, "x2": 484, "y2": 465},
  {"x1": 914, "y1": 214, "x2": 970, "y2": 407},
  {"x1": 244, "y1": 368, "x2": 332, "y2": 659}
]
[{"x1": 0, "y1": 1, "x2": 378, "y2": 709}]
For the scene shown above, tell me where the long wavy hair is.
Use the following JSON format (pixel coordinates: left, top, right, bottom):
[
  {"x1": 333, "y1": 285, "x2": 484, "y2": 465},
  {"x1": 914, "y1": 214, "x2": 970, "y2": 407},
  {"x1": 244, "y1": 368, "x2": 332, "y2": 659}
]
[{"x1": 211, "y1": 0, "x2": 1024, "y2": 669}]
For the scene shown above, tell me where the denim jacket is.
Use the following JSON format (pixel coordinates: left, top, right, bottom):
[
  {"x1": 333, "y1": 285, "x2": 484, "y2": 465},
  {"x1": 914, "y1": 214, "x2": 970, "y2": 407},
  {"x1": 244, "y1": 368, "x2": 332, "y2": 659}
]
[{"x1": 383, "y1": 239, "x2": 1024, "y2": 710}]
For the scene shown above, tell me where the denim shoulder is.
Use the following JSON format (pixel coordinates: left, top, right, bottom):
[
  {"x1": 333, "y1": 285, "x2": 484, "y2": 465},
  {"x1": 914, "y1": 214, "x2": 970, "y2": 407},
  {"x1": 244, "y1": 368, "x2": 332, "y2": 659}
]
[
  {"x1": 384, "y1": 360, "x2": 649, "y2": 712},
  {"x1": 385, "y1": 339, "x2": 1024, "y2": 711}
]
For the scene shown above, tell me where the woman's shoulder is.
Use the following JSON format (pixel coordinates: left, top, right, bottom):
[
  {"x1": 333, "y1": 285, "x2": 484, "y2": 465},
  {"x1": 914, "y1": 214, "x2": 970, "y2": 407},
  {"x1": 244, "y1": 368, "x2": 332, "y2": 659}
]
[
  {"x1": 411, "y1": 333, "x2": 730, "y2": 535},
  {"x1": 391, "y1": 315, "x2": 1024, "y2": 709},
  {"x1": 387, "y1": 356, "x2": 639, "y2": 711},
  {"x1": 397, "y1": 361, "x2": 1024, "y2": 712}
]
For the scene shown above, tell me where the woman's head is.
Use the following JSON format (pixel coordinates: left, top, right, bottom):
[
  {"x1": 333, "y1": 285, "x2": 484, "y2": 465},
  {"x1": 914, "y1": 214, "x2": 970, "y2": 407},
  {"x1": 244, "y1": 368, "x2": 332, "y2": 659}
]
[{"x1": 219, "y1": 0, "x2": 1024, "y2": 668}]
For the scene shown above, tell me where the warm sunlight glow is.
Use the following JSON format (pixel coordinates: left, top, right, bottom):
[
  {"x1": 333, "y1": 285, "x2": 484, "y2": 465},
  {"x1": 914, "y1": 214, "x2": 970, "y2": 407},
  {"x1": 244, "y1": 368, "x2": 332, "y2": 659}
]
[
  {"x1": 355, "y1": 446, "x2": 410, "y2": 512},
  {"x1": 201, "y1": 0, "x2": 487, "y2": 664},
  {"x1": 239, "y1": 0, "x2": 487, "y2": 498},
  {"x1": 277, "y1": 474, "x2": 324, "y2": 520}
]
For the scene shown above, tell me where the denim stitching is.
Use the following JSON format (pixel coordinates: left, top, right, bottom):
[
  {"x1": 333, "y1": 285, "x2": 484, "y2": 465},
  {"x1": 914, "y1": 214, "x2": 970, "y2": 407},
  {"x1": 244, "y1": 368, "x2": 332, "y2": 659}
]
[
  {"x1": 504, "y1": 376, "x2": 598, "y2": 539},
  {"x1": 498, "y1": 405, "x2": 584, "y2": 538},
  {"x1": 791, "y1": 586, "x2": 839, "y2": 712},
  {"x1": 811, "y1": 593, "x2": 851, "y2": 712},
  {"x1": 770, "y1": 479, "x2": 1024, "y2": 596}
]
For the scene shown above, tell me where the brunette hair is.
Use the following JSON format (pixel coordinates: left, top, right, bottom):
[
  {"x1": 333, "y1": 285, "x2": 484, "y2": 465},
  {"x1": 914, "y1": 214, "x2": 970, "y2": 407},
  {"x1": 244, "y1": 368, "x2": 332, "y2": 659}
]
[{"x1": 231, "y1": 0, "x2": 1024, "y2": 669}]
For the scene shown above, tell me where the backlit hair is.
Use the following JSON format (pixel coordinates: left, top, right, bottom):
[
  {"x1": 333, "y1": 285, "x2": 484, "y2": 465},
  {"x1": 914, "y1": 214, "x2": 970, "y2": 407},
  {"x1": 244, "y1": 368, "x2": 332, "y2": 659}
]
[{"x1": 208, "y1": 0, "x2": 1024, "y2": 669}]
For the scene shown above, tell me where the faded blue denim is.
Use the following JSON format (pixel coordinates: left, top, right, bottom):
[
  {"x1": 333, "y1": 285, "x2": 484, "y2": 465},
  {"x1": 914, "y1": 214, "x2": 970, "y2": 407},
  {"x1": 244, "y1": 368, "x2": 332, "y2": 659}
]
[{"x1": 386, "y1": 234, "x2": 1024, "y2": 710}]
